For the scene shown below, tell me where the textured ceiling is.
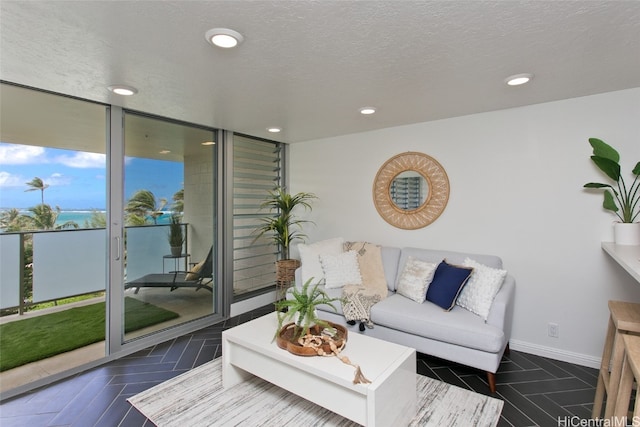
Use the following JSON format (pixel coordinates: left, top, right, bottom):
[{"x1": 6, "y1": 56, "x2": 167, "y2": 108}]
[{"x1": 1, "y1": 1, "x2": 639, "y2": 143}]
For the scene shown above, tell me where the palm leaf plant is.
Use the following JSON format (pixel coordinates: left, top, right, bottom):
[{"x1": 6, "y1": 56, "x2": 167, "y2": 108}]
[
  {"x1": 584, "y1": 138, "x2": 640, "y2": 223},
  {"x1": 273, "y1": 279, "x2": 343, "y2": 341},
  {"x1": 254, "y1": 187, "x2": 317, "y2": 259}
]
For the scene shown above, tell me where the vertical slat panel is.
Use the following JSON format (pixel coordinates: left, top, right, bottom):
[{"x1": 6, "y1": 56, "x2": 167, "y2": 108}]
[{"x1": 233, "y1": 136, "x2": 281, "y2": 295}]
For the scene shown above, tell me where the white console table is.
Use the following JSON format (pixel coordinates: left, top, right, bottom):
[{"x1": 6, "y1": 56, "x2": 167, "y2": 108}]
[{"x1": 602, "y1": 242, "x2": 640, "y2": 283}]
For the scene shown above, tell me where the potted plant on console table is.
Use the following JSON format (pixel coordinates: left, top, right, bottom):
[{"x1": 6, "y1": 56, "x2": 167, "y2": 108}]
[
  {"x1": 253, "y1": 187, "x2": 317, "y2": 297},
  {"x1": 272, "y1": 279, "x2": 369, "y2": 383},
  {"x1": 584, "y1": 137, "x2": 640, "y2": 245},
  {"x1": 273, "y1": 278, "x2": 343, "y2": 341},
  {"x1": 168, "y1": 214, "x2": 185, "y2": 256}
]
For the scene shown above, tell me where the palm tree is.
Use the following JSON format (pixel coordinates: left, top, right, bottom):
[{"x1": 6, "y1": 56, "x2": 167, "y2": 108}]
[
  {"x1": 28, "y1": 204, "x2": 57, "y2": 230},
  {"x1": 125, "y1": 190, "x2": 167, "y2": 225},
  {"x1": 0, "y1": 208, "x2": 33, "y2": 232},
  {"x1": 171, "y1": 188, "x2": 184, "y2": 214},
  {"x1": 83, "y1": 210, "x2": 107, "y2": 228},
  {"x1": 28, "y1": 204, "x2": 78, "y2": 230},
  {"x1": 25, "y1": 177, "x2": 49, "y2": 205}
]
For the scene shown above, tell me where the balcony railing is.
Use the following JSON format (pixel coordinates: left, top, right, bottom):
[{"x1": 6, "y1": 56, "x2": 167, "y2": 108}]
[{"x1": 0, "y1": 224, "x2": 187, "y2": 315}]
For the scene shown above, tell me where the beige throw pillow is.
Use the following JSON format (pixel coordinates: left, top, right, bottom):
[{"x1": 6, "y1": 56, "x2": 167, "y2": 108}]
[
  {"x1": 185, "y1": 260, "x2": 204, "y2": 281},
  {"x1": 344, "y1": 241, "x2": 387, "y2": 296}
]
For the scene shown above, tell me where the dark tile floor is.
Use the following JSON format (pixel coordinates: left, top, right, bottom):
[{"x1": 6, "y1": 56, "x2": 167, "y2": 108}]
[{"x1": 0, "y1": 304, "x2": 600, "y2": 427}]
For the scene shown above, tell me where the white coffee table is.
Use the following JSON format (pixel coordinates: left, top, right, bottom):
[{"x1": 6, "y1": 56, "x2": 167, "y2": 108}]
[{"x1": 222, "y1": 312, "x2": 416, "y2": 426}]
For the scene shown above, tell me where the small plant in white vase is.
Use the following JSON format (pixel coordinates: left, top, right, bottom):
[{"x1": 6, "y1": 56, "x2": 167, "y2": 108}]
[{"x1": 584, "y1": 138, "x2": 640, "y2": 245}]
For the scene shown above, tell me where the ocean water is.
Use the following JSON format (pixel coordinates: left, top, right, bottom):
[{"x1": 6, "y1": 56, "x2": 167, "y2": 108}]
[
  {"x1": 56, "y1": 211, "x2": 173, "y2": 227},
  {"x1": 2, "y1": 210, "x2": 173, "y2": 228},
  {"x1": 56, "y1": 211, "x2": 104, "y2": 227}
]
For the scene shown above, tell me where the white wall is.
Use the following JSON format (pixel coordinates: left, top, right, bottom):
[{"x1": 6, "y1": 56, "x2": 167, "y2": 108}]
[
  {"x1": 289, "y1": 88, "x2": 640, "y2": 368},
  {"x1": 184, "y1": 142, "x2": 215, "y2": 262}
]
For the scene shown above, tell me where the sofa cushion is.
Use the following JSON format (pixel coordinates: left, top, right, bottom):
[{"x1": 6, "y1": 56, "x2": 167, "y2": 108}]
[
  {"x1": 319, "y1": 250, "x2": 362, "y2": 289},
  {"x1": 371, "y1": 294, "x2": 505, "y2": 353},
  {"x1": 425, "y1": 261, "x2": 473, "y2": 310},
  {"x1": 298, "y1": 237, "x2": 344, "y2": 284},
  {"x1": 381, "y1": 246, "x2": 402, "y2": 291},
  {"x1": 396, "y1": 256, "x2": 438, "y2": 303},
  {"x1": 456, "y1": 257, "x2": 507, "y2": 320}
]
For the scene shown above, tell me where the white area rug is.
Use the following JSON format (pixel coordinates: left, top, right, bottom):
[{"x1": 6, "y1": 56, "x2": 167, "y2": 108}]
[{"x1": 128, "y1": 358, "x2": 503, "y2": 427}]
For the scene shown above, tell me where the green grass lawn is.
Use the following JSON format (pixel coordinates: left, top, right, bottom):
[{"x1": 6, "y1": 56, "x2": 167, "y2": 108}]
[{"x1": 0, "y1": 297, "x2": 179, "y2": 371}]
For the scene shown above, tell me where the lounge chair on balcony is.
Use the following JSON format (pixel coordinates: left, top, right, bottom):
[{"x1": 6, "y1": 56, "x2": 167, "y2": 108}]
[{"x1": 125, "y1": 247, "x2": 214, "y2": 294}]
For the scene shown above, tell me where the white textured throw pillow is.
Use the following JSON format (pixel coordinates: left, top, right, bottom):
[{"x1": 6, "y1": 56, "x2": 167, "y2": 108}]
[
  {"x1": 298, "y1": 237, "x2": 344, "y2": 284},
  {"x1": 319, "y1": 251, "x2": 363, "y2": 289},
  {"x1": 456, "y1": 257, "x2": 507, "y2": 320},
  {"x1": 396, "y1": 256, "x2": 439, "y2": 303}
]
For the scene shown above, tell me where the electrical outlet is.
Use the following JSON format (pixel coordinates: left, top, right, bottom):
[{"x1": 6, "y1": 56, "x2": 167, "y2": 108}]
[{"x1": 548, "y1": 322, "x2": 559, "y2": 338}]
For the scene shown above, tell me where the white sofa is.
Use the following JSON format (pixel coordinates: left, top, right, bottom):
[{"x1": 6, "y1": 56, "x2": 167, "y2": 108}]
[{"x1": 293, "y1": 245, "x2": 516, "y2": 393}]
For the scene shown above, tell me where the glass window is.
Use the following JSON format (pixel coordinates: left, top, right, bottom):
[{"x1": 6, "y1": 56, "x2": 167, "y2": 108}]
[{"x1": 0, "y1": 83, "x2": 107, "y2": 382}]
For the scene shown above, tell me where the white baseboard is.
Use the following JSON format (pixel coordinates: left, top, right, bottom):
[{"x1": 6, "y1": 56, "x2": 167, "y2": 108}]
[{"x1": 509, "y1": 339, "x2": 601, "y2": 369}]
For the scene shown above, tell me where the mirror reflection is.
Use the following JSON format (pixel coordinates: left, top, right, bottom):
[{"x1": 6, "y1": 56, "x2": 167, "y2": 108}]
[{"x1": 390, "y1": 171, "x2": 428, "y2": 211}]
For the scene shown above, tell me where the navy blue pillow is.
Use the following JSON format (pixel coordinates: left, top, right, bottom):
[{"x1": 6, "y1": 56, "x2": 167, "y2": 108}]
[{"x1": 426, "y1": 260, "x2": 473, "y2": 311}]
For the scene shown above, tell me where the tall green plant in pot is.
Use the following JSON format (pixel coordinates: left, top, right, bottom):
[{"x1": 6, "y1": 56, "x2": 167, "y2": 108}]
[
  {"x1": 584, "y1": 138, "x2": 640, "y2": 245},
  {"x1": 254, "y1": 187, "x2": 317, "y2": 293},
  {"x1": 168, "y1": 214, "x2": 185, "y2": 256}
]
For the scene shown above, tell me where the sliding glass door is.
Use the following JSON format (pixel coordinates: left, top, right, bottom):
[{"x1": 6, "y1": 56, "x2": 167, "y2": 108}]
[
  {"x1": 1, "y1": 82, "x2": 287, "y2": 394},
  {"x1": 121, "y1": 112, "x2": 218, "y2": 342},
  {"x1": 0, "y1": 83, "x2": 108, "y2": 382}
]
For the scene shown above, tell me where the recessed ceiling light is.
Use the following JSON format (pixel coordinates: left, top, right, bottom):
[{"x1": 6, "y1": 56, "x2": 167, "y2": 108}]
[
  {"x1": 108, "y1": 85, "x2": 138, "y2": 96},
  {"x1": 205, "y1": 28, "x2": 244, "y2": 48},
  {"x1": 505, "y1": 73, "x2": 534, "y2": 86},
  {"x1": 159, "y1": 150, "x2": 171, "y2": 154},
  {"x1": 201, "y1": 141, "x2": 216, "y2": 146},
  {"x1": 267, "y1": 127, "x2": 282, "y2": 133},
  {"x1": 359, "y1": 107, "x2": 376, "y2": 115}
]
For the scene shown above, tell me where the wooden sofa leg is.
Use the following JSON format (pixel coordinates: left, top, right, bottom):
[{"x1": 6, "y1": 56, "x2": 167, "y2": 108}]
[
  {"x1": 487, "y1": 372, "x2": 497, "y2": 393},
  {"x1": 504, "y1": 343, "x2": 511, "y2": 355}
]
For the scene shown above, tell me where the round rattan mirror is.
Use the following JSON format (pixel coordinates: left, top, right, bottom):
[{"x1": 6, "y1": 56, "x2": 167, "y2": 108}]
[{"x1": 373, "y1": 152, "x2": 450, "y2": 229}]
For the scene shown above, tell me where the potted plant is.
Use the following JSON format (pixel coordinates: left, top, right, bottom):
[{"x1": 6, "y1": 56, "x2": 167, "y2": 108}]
[
  {"x1": 584, "y1": 137, "x2": 640, "y2": 245},
  {"x1": 168, "y1": 214, "x2": 185, "y2": 256},
  {"x1": 273, "y1": 278, "x2": 344, "y2": 343},
  {"x1": 254, "y1": 187, "x2": 317, "y2": 294}
]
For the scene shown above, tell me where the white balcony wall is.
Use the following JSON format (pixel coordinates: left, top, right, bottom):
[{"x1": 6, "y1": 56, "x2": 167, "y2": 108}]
[
  {"x1": 126, "y1": 226, "x2": 173, "y2": 281},
  {"x1": 32, "y1": 230, "x2": 106, "y2": 302},
  {"x1": 0, "y1": 234, "x2": 21, "y2": 309}
]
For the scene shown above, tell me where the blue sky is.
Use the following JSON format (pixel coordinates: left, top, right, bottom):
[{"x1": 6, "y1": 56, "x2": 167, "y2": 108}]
[{"x1": 0, "y1": 142, "x2": 184, "y2": 210}]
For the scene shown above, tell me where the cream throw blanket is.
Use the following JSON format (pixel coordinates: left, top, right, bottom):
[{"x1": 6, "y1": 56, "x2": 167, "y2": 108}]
[{"x1": 341, "y1": 242, "x2": 388, "y2": 327}]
